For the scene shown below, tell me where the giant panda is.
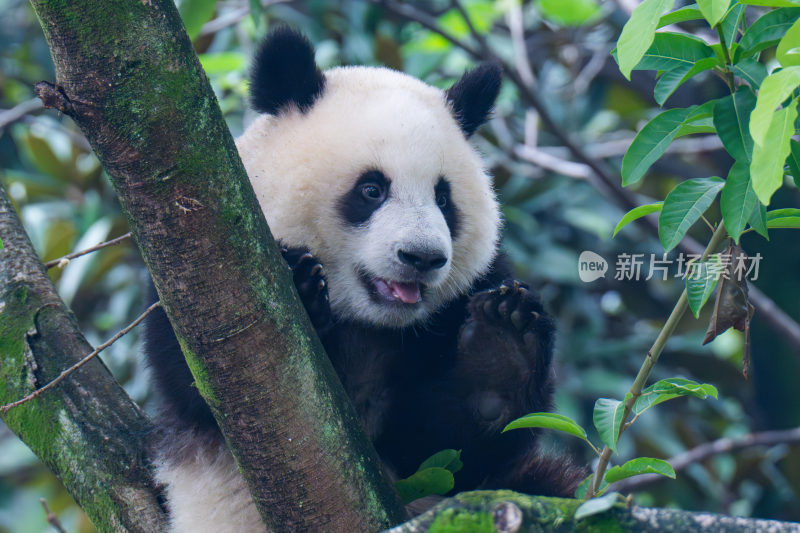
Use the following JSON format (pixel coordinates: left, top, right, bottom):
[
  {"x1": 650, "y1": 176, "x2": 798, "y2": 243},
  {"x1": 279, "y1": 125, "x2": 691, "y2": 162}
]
[{"x1": 144, "y1": 27, "x2": 584, "y2": 532}]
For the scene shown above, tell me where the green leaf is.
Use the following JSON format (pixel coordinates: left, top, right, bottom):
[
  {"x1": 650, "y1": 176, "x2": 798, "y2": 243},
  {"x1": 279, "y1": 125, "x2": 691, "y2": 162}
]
[
  {"x1": 654, "y1": 57, "x2": 719, "y2": 105},
  {"x1": 777, "y1": 18, "x2": 800, "y2": 66},
  {"x1": 741, "y1": 0, "x2": 800, "y2": 9},
  {"x1": 198, "y1": 52, "x2": 247, "y2": 76},
  {"x1": 732, "y1": 59, "x2": 768, "y2": 89},
  {"x1": 249, "y1": 0, "x2": 262, "y2": 27},
  {"x1": 751, "y1": 100, "x2": 798, "y2": 205},
  {"x1": 658, "y1": 5, "x2": 703, "y2": 27},
  {"x1": 748, "y1": 202, "x2": 770, "y2": 238},
  {"x1": 630, "y1": 33, "x2": 716, "y2": 72},
  {"x1": 658, "y1": 177, "x2": 725, "y2": 252},
  {"x1": 633, "y1": 378, "x2": 719, "y2": 415},
  {"x1": 503, "y1": 413, "x2": 589, "y2": 442},
  {"x1": 575, "y1": 492, "x2": 621, "y2": 520},
  {"x1": 394, "y1": 468, "x2": 454, "y2": 504},
  {"x1": 697, "y1": 0, "x2": 730, "y2": 27},
  {"x1": 593, "y1": 399, "x2": 625, "y2": 453},
  {"x1": 766, "y1": 208, "x2": 800, "y2": 227},
  {"x1": 617, "y1": 0, "x2": 676, "y2": 79},
  {"x1": 721, "y1": 3, "x2": 745, "y2": 48},
  {"x1": 686, "y1": 255, "x2": 722, "y2": 318},
  {"x1": 178, "y1": 0, "x2": 217, "y2": 41},
  {"x1": 739, "y1": 0, "x2": 800, "y2": 7},
  {"x1": 750, "y1": 67, "x2": 800, "y2": 146},
  {"x1": 604, "y1": 458, "x2": 676, "y2": 484},
  {"x1": 538, "y1": 0, "x2": 603, "y2": 26},
  {"x1": 613, "y1": 202, "x2": 664, "y2": 237},
  {"x1": 787, "y1": 139, "x2": 800, "y2": 185},
  {"x1": 721, "y1": 161, "x2": 760, "y2": 243},
  {"x1": 736, "y1": 8, "x2": 800, "y2": 60},
  {"x1": 713, "y1": 87, "x2": 756, "y2": 163},
  {"x1": 622, "y1": 107, "x2": 695, "y2": 186},
  {"x1": 418, "y1": 449, "x2": 463, "y2": 474}
]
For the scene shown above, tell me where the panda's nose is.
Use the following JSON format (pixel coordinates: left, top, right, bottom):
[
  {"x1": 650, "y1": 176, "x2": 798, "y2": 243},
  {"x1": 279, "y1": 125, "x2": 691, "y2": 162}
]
[{"x1": 398, "y1": 249, "x2": 448, "y2": 272}]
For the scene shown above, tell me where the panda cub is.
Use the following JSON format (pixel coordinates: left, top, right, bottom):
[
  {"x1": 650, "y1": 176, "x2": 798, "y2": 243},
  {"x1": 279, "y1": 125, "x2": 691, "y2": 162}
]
[{"x1": 145, "y1": 27, "x2": 583, "y2": 532}]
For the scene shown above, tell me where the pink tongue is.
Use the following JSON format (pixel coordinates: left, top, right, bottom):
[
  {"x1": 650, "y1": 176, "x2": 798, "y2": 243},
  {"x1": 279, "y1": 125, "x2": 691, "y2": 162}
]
[{"x1": 388, "y1": 281, "x2": 421, "y2": 304}]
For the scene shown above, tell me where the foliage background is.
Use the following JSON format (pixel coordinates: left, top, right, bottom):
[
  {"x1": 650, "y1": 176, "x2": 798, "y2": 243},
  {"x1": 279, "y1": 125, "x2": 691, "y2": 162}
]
[{"x1": 0, "y1": 0, "x2": 798, "y2": 530}]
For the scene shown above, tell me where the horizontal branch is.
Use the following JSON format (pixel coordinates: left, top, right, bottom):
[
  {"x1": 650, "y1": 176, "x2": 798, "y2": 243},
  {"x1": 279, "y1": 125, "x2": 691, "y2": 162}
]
[
  {"x1": 383, "y1": 491, "x2": 800, "y2": 532},
  {"x1": 612, "y1": 426, "x2": 800, "y2": 492}
]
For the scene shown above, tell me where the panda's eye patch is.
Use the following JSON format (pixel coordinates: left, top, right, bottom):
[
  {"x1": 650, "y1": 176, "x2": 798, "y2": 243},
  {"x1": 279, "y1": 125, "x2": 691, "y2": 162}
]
[
  {"x1": 435, "y1": 177, "x2": 459, "y2": 239},
  {"x1": 339, "y1": 169, "x2": 391, "y2": 225}
]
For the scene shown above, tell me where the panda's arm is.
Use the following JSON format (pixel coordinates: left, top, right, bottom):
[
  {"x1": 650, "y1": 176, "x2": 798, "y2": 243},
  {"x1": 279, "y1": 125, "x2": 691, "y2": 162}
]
[{"x1": 142, "y1": 282, "x2": 218, "y2": 432}]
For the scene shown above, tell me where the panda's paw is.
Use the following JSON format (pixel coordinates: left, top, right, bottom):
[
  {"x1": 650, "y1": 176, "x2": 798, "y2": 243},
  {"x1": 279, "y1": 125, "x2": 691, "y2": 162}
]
[
  {"x1": 280, "y1": 246, "x2": 333, "y2": 336},
  {"x1": 463, "y1": 280, "x2": 554, "y2": 365}
]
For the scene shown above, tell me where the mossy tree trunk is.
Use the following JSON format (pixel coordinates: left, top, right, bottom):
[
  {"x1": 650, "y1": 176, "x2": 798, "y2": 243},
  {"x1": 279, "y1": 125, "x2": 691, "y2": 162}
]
[
  {"x1": 23, "y1": 0, "x2": 404, "y2": 531},
  {"x1": 0, "y1": 188, "x2": 168, "y2": 532}
]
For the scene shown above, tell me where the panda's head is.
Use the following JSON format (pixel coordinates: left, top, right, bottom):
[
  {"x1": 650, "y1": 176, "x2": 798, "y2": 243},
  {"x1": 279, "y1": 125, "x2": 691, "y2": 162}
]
[{"x1": 236, "y1": 28, "x2": 502, "y2": 328}]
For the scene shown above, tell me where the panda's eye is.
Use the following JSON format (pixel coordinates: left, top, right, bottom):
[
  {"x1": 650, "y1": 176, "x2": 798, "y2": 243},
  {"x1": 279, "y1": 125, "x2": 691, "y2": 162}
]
[
  {"x1": 361, "y1": 183, "x2": 384, "y2": 201},
  {"x1": 436, "y1": 193, "x2": 448, "y2": 208}
]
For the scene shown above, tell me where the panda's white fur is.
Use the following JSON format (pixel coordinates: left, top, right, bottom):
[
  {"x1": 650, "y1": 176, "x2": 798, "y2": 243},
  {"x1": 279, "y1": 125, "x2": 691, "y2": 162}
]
[{"x1": 236, "y1": 66, "x2": 501, "y2": 328}]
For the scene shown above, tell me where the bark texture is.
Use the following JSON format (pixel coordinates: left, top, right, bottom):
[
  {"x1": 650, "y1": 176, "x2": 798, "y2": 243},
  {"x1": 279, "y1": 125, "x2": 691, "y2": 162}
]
[
  {"x1": 385, "y1": 491, "x2": 800, "y2": 533},
  {"x1": 0, "y1": 187, "x2": 168, "y2": 532},
  {"x1": 27, "y1": 0, "x2": 403, "y2": 530}
]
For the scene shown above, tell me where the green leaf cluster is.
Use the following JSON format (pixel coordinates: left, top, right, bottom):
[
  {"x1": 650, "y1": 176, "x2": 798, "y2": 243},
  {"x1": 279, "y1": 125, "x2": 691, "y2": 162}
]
[{"x1": 614, "y1": 0, "x2": 800, "y2": 254}]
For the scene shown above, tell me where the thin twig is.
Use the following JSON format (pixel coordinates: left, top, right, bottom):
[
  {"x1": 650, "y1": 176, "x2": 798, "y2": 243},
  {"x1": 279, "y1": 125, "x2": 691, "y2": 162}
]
[
  {"x1": 0, "y1": 98, "x2": 44, "y2": 130},
  {"x1": 612, "y1": 426, "x2": 800, "y2": 492},
  {"x1": 0, "y1": 301, "x2": 161, "y2": 414},
  {"x1": 40, "y1": 498, "x2": 67, "y2": 533},
  {"x1": 44, "y1": 232, "x2": 132, "y2": 269},
  {"x1": 589, "y1": 224, "x2": 730, "y2": 497},
  {"x1": 199, "y1": 0, "x2": 287, "y2": 37}
]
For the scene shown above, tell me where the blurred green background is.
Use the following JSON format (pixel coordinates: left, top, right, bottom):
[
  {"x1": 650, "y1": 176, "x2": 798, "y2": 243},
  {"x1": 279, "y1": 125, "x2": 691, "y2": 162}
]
[{"x1": 1, "y1": 0, "x2": 798, "y2": 530}]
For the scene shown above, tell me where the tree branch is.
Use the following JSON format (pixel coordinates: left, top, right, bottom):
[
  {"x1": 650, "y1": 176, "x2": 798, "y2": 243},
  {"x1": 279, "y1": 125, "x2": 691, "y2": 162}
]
[
  {"x1": 612, "y1": 426, "x2": 800, "y2": 492},
  {"x1": 28, "y1": 0, "x2": 404, "y2": 530},
  {"x1": 0, "y1": 185, "x2": 167, "y2": 532},
  {"x1": 0, "y1": 301, "x2": 160, "y2": 413},
  {"x1": 44, "y1": 232, "x2": 131, "y2": 269},
  {"x1": 382, "y1": 491, "x2": 800, "y2": 532}
]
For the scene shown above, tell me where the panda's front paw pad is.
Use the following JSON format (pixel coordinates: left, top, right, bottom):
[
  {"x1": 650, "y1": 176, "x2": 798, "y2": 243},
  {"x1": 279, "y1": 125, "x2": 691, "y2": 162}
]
[
  {"x1": 281, "y1": 247, "x2": 332, "y2": 334},
  {"x1": 468, "y1": 280, "x2": 547, "y2": 337}
]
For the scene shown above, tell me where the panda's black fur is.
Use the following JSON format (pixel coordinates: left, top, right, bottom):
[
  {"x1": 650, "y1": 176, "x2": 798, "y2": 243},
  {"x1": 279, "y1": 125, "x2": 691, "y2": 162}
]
[{"x1": 145, "y1": 27, "x2": 584, "y2": 530}]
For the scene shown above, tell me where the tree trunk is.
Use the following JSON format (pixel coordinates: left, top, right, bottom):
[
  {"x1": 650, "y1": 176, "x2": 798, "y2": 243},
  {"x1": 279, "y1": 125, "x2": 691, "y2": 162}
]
[
  {"x1": 384, "y1": 491, "x2": 800, "y2": 533},
  {"x1": 0, "y1": 187, "x2": 168, "y2": 532},
  {"x1": 26, "y1": 0, "x2": 404, "y2": 531}
]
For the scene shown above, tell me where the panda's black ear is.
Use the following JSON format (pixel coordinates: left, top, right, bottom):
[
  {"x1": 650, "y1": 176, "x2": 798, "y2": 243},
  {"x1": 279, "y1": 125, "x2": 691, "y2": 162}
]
[
  {"x1": 250, "y1": 27, "x2": 326, "y2": 115},
  {"x1": 445, "y1": 62, "x2": 502, "y2": 138}
]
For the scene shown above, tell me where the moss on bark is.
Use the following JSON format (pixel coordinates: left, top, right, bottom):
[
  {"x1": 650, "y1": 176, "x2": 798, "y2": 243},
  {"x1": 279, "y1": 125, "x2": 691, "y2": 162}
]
[{"x1": 0, "y1": 188, "x2": 167, "y2": 532}]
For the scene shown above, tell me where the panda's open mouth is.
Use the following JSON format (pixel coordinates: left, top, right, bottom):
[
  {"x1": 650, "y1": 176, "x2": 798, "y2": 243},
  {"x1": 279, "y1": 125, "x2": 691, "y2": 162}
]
[{"x1": 362, "y1": 274, "x2": 424, "y2": 305}]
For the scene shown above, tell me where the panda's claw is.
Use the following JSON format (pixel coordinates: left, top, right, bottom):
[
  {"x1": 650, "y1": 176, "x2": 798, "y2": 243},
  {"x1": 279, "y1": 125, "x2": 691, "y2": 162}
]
[
  {"x1": 279, "y1": 244, "x2": 333, "y2": 336},
  {"x1": 466, "y1": 279, "x2": 548, "y2": 338}
]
